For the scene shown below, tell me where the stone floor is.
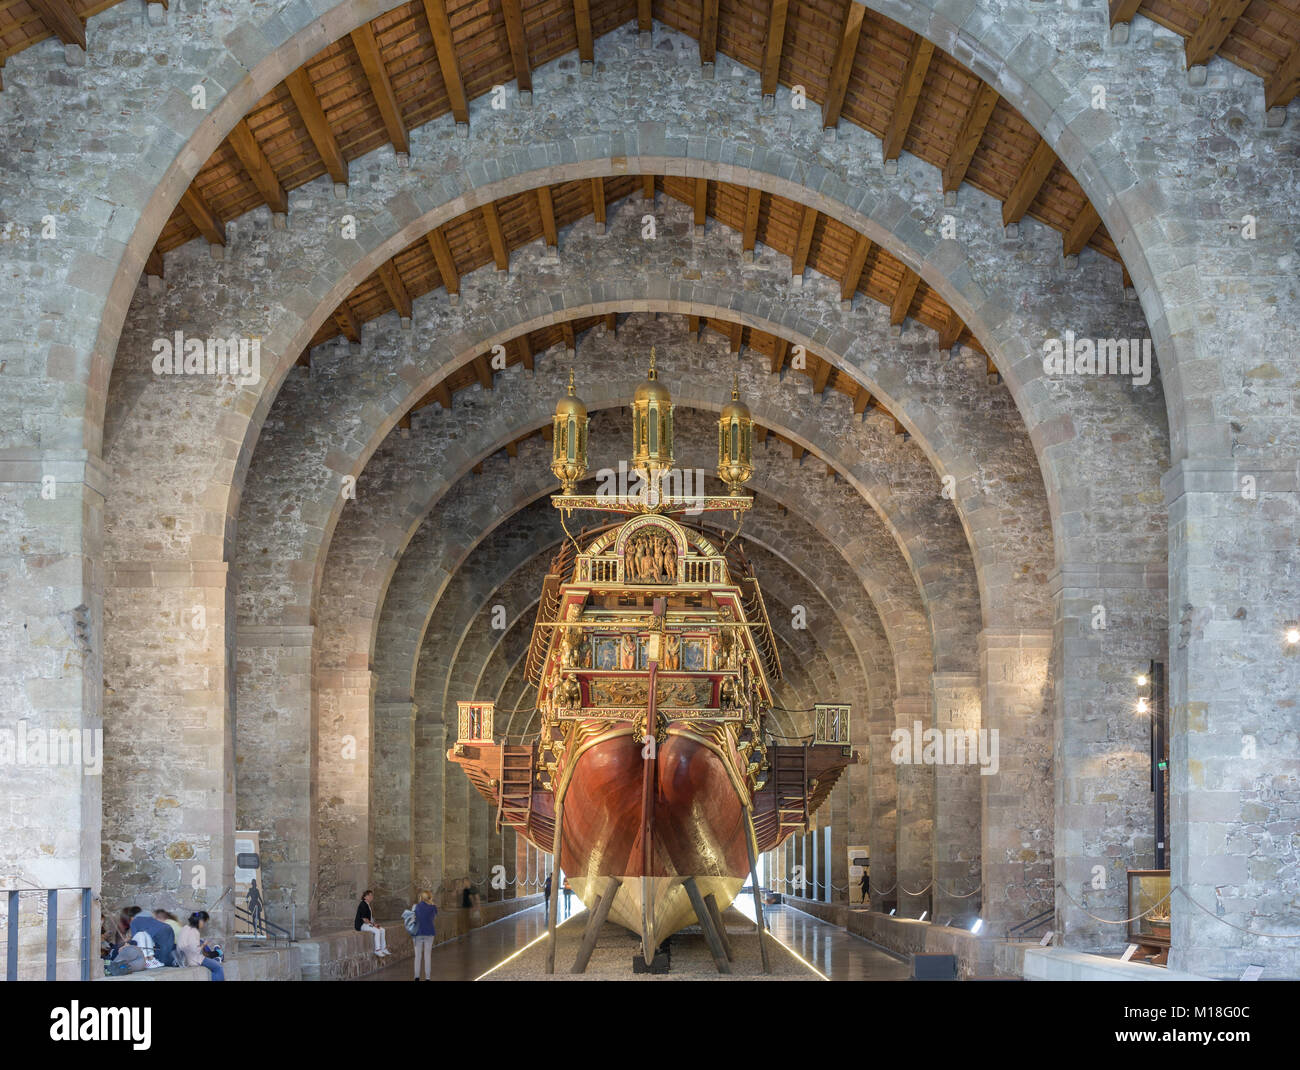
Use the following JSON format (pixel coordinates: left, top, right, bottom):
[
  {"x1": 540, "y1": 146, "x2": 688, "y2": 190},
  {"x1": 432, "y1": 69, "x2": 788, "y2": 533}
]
[{"x1": 354, "y1": 899, "x2": 911, "y2": 981}]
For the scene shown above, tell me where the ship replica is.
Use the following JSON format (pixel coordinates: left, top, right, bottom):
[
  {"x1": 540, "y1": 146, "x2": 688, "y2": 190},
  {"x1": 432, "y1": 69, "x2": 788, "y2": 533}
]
[{"x1": 449, "y1": 351, "x2": 857, "y2": 973}]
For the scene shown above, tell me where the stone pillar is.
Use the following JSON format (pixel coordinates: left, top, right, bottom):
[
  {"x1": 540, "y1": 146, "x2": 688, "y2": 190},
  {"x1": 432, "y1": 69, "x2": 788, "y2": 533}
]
[
  {"x1": 830, "y1": 779, "x2": 849, "y2": 903},
  {"x1": 867, "y1": 687, "x2": 897, "y2": 912},
  {"x1": 930, "y1": 672, "x2": 982, "y2": 925},
  {"x1": 442, "y1": 736, "x2": 471, "y2": 903},
  {"x1": 1165, "y1": 459, "x2": 1300, "y2": 978},
  {"x1": 235, "y1": 625, "x2": 314, "y2": 932},
  {"x1": 979, "y1": 629, "x2": 1054, "y2": 936},
  {"x1": 103, "y1": 559, "x2": 236, "y2": 935},
  {"x1": 1052, "y1": 565, "x2": 1167, "y2": 952},
  {"x1": 847, "y1": 698, "x2": 870, "y2": 906},
  {"x1": 414, "y1": 722, "x2": 445, "y2": 894},
  {"x1": 0, "y1": 454, "x2": 106, "y2": 976},
  {"x1": 372, "y1": 700, "x2": 415, "y2": 920},
  {"x1": 895, "y1": 694, "x2": 932, "y2": 917},
  {"x1": 314, "y1": 666, "x2": 374, "y2": 928}
]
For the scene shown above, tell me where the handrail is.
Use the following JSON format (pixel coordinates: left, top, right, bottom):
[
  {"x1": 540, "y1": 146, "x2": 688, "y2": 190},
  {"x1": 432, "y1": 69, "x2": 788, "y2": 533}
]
[
  {"x1": 233, "y1": 903, "x2": 294, "y2": 945},
  {"x1": 3, "y1": 886, "x2": 93, "y2": 981},
  {"x1": 1007, "y1": 908, "x2": 1054, "y2": 937}
]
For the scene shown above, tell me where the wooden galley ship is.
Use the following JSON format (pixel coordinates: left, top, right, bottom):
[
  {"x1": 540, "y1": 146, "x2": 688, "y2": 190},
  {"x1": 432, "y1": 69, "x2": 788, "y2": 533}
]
[{"x1": 449, "y1": 351, "x2": 857, "y2": 973}]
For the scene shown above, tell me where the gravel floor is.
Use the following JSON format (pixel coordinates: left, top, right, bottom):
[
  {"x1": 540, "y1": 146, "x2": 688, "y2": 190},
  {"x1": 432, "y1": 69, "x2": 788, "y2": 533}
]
[{"x1": 482, "y1": 907, "x2": 818, "y2": 980}]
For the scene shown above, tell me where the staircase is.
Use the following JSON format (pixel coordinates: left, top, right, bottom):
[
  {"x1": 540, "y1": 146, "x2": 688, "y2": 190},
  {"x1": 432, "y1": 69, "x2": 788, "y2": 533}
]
[
  {"x1": 495, "y1": 743, "x2": 535, "y2": 834},
  {"x1": 773, "y1": 745, "x2": 809, "y2": 834}
]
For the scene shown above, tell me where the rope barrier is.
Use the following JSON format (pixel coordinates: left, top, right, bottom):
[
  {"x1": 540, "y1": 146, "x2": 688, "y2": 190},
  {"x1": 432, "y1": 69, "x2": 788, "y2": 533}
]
[{"x1": 1055, "y1": 882, "x2": 1300, "y2": 941}]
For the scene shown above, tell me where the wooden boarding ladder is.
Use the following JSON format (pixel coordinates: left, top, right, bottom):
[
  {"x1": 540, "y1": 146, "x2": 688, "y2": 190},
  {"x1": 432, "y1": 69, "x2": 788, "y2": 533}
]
[
  {"x1": 496, "y1": 743, "x2": 536, "y2": 834},
  {"x1": 774, "y1": 745, "x2": 809, "y2": 834}
]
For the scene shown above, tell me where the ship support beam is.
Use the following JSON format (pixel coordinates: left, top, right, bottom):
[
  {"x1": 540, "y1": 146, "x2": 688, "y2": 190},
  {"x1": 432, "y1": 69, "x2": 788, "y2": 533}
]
[
  {"x1": 683, "y1": 877, "x2": 732, "y2": 974},
  {"x1": 545, "y1": 802, "x2": 564, "y2": 974},
  {"x1": 571, "y1": 876, "x2": 621, "y2": 973},
  {"x1": 703, "y1": 893, "x2": 734, "y2": 961},
  {"x1": 744, "y1": 804, "x2": 771, "y2": 973}
]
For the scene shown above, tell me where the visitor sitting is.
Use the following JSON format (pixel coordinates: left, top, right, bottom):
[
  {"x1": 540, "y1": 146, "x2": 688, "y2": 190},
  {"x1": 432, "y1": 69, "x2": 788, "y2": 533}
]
[
  {"x1": 129, "y1": 907, "x2": 178, "y2": 966},
  {"x1": 354, "y1": 889, "x2": 390, "y2": 957},
  {"x1": 176, "y1": 911, "x2": 224, "y2": 981}
]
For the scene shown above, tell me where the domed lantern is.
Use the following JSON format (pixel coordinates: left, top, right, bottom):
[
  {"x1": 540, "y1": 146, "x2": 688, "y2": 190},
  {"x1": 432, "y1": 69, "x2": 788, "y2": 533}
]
[
  {"x1": 550, "y1": 367, "x2": 588, "y2": 494},
  {"x1": 631, "y1": 347, "x2": 674, "y2": 493},
  {"x1": 717, "y1": 370, "x2": 754, "y2": 495}
]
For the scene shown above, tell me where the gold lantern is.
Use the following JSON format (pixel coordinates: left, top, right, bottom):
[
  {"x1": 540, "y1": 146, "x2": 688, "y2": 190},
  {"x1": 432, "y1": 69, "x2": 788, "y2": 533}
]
[
  {"x1": 550, "y1": 367, "x2": 588, "y2": 494},
  {"x1": 717, "y1": 370, "x2": 754, "y2": 495},
  {"x1": 631, "y1": 347, "x2": 674, "y2": 494}
]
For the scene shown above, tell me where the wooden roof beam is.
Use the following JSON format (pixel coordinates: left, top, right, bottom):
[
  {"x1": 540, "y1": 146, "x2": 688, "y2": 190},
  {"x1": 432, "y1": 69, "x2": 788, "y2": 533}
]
[
  {"x1": 519, "y1": 333, "x2": 535, "y2": 371},
  {"x1": 756, "y1": 424, "x2": 769, "y2": 443},
  {"x1": 285, "y1": 68, "x2": 348, "y2": 185},
  {"x1": 377, "y1": 261, "x2": 413, "y2": 320},
  {"x1": 145, "y1": 249, "x2": 164, "y2": 279},
  {"x1": 937, "y1": 307, "x2": 964, "y2": 351},
  {"x1": 537, "y1": 186, "x2": 558, "y2": 248},
  {"x1": 473, "y1": 354, "x2": 494, "y2": 390},
  {"x1": 506, "y1": 438, "x2": 519, "y2": 459},
  {"x1": 422, "y1": 0, "x2": 470, "y2": 126},
  {"x1": 853, "y1": 386, "x2": 876, "y2": 415},
  {"x1": 1265, "y1": 41, "x2": 1300, "y2": 110},
  {"x1": 812, "y1": 357, "x2": 832, "y2": 395},
  {"x1": 694, "y1": 178, "x2": 708, "y2": 230},
  {"x1": 742, "y1": 187, "x2": 761, "y2": 255},
  {"x1": 1108, "y1": 0, "x2": 1143, "y2": 24},
  {"x1": 770, "y1": 338, "x2": 789, "y2": 375},
  {"x1": 700, "y1": 0, "x2": 719, "y2": 67},
  {"x1": 792, "y1": 442, "x2": 806, "y2": 462},
  {"x1": 434, "y1": 382, "x2": 453, "y2": 410},
  {"x1": 761, "y1": 0, "x2": 791, "y2": 99},
  {"x1": 890, "y1": 268, "x2": 920, "y2": 326},
  {"x1": 822, "y1": 3, "x2": 866, "y2": 129},
  {"x1": 882, "y1": 36, "x2": 935, "y2": 162},
  {"x1": 729, "y1": 321, "x2": 742, "y2": 354},
  {"x1": 561, "y1": 321, "x2": 577, "y2": 351},
  {"x1": 227, "y1": 119, "x2": 288, "y2": 215},
  {"x1": 642, "y1": 174, "x2": 656, "y2": 202},
  {"x1": 942, "y1": 83, "x2": 998, "y2": 194},
  {"x1": 574, "y1": 0, "x2": 594, "y2": 68},
  {"x1": 179, "y1": 187, "x2": 225, "y2": 247},
  {"x1": 1002, "y1": 138, "x2": 1057, "y2": 227},
  {"x1": 791, "y1": 206, "x2": 817, "y2": 277},
  {"x1": 500, "y1": 0, "x2": 533, "y2": 95},
  {"x1": 1063, "y1": 202, "x2": 1101, "y2": 257},
  {"x1": 591, "y1": 177, "x2": 606, "y2": 231},
  {"x1": 1184, "y1": 0, "x2": 1250, "y2": 69},
  {"x1": 638, "y1": 0, "x2": 652, "y2": 34},
  {"x1": 351, "y1": 23, "x2": 409, "y2": 155},
  {"x1": 482, "y1": 202, "x2": 509, "y2": 270},
  {"x1": 841, "y1": 233, "x2": 872, "y2": 302},
  {"x1": 31, "y1": 0, "x2": 85, "y2": 49},
  {"x1": 335, "y1": 301, "x2": 362, "y2": 343},
  {"x1": 687, "y1": 315, "x2": 701, "y2": 335},
  {"x1": 426, "y1": 227, "x2": 460, "y2": 298}
]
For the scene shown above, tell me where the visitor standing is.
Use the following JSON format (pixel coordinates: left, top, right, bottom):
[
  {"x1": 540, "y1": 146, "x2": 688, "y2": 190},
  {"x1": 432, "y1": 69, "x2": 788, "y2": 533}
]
[{"x1": 412, "y1": 891, "x2": 438, "y2": 981}]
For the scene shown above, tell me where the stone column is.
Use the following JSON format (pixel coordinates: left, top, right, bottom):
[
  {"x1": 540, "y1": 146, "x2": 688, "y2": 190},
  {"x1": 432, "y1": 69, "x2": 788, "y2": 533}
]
[
  {"x1": 867, "y1": 687, "x2": 897, "y2": 912},
  {"x1": 0, "y1": 453, "x2": 106, "y2": 976},
  {"x1": 895, "y1": 694, "x2": 933, "y2": 917},
  {"x1": 314, "y1": 665, "x2": 374, "y2": 928},
  {"x1": 847, "y1": 698, "x2": 870, "y2": 907},
  {"x1": 979, "y1": 629, "x2": 1054, "y2": 936},
  {"x1": 372, "y1": 700, "x2": 415, "y2": 920},
  {"x1": 1051, "y1": 565, "x2": 1166, "y2": 952},
  {"x1": 1165, "y1": 459, "x2": 1300, "y2": 978},
  {"x1": 103, "y1": 559, "x2": 236, "y2": 935},
  {"x1": 414, "y1": 722, "x2": 445, "y2": 894},
  {"x1": 235, "y1": 624, "x2": 315, "y2": 931},
  {"x1": 442, "y1": 736, "x2": 471, "y2": 903},
  {"x1": 829, "y1": 779, "x2": 849, "y2": 903},
  {"x1": 930, "y1": 672, "x2": 982, "y2": 925}
]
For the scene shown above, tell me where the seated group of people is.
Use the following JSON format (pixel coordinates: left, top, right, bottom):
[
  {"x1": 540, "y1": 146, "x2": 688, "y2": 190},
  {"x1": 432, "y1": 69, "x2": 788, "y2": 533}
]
[{"x1": 103, "y1": 906, "x2": 224, "y2": 980}]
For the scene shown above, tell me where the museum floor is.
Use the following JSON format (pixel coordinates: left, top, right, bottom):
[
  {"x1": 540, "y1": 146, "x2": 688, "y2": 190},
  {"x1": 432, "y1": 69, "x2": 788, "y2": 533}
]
[{"x1": 354, "y1": 903, "x2": 911, "y2": 982}]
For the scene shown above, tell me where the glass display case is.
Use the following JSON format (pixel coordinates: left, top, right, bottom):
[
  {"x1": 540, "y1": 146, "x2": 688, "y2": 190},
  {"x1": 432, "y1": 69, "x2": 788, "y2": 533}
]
[{"x1": 1128, "y1": 869, "x2": 1171, "y2": 948}]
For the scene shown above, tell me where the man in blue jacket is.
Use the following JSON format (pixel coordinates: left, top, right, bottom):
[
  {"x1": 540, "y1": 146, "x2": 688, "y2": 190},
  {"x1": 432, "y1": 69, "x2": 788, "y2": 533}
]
[{"x1": 128, "y1": 907, "x2": 178, "y2": 966}]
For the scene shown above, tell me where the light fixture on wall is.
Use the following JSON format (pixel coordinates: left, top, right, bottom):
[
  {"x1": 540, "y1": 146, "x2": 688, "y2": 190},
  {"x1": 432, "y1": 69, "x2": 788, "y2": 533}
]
[
  {"x1": 1137, "y1": 696, "x2": 1149, "y2": 714},
  {"x1": 1136, "y1": 673, "x2": 1148, "y2": 686},
  {"x1": 919, "y1": 910, "x2": 928, "y2": 921},
  {"x1": 1284, "y1": 621, "x2": 1299, "y2": 645},
  {"x1": 970, "y1": 918, "x2": 984, "y2": 934}
]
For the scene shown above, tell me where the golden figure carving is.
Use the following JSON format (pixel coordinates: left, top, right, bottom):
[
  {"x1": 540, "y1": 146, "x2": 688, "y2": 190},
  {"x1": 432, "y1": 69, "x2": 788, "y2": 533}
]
[{"x1": 662, "y1": 633, "x2": 680, "y2": 671}]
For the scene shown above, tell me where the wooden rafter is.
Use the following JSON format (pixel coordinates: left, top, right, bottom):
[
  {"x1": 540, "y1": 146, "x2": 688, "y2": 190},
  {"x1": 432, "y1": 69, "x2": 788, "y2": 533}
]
[
  {"x1": 938, "y1": 308, "x2": 964, "y2": 350},
  {"x1": 482, "y1": 202, "x2": 509, "y2": 270},
  {"x1": 638, "y1": 0, "x2": 652, "y2": 33},
  {"x1": 1063, "y1": 202, "x2": 1102, "y2": 257},
  {"x1": 30, "y1": 0, "x2": 84, "y2": 49},
  {"x1": 1266, "y1": 41, "x2": 1300, "y2": 109},
  {"x1": 1184, "y1": 0, "x2": 1251, "y2": 68},
  {"x1": 422, "y1": 0, "x2": 469, "y2": 126},
  {"x1": 591, "y1": 177, "x2": 606, "y2": 228},
  {"x1": 335, "y1": 301, "x2": 362, "y2": 343},
  {"x1": 841, "y1": 234, "x2": 872, "y2": 301},
  {"x1": 742, "y1": 187, "x2": 761, "y2": 253},
  {"x1": 574, "y1": 0, "x2": 594, "y2": 66},
  {"x1": 537, "y1": 186, "x2": 558, "y2": 248},
  {"x1": 700, "y1": 0, "x2": 720, "y2": 65},
  {"x1": 1002, "y1": 139, "x2": 1056, "y2": 226},
  {"x1": 770, "y1": 338, "x2": 789, "y2": 374},
  {"x1": 285, "y1": 68, "x2": 347, "y2": 184},
  {"x1": 853, "y1": 386, "x2": 875, "y2": 415},
  {"x1": 351, "y1": 23, "x2": 409, "y2": 155},
  {"x1": 761, "y1": 0, "x2": 791, "y2": 97},
  {"x1": 642, "y1": 175, "x2": 656, "y2": 202},
  {"x1": 561, "y1": 321, "x2": 577, "y2": 350},
  {"x1": 890, "y1": 268, "x2": 920, "y2": 326},
  {"x1": 500, "y1": 0, "x2": 532, "y2": 94},
  {"x1": 145, "y1": 249, "x2": 164, "y2": 278},
  {"x1": 942, "y1": 83, "x2": 998, "y2": 193},
  {"x1": 377, "y1": 260, "x2": 412, "y2": 319},
  {"x1": 426, "y1": 227, "x2": 460, "y2": 296},
  {"x1": 791, "y1": 206, "x2": 817, "y2": 276},
  {"x1": 812, "y1": 357, "x2": 832, "y2": 395},
  {"x1": 694, "y1": 178, "x2": 708, "y2": 228},
  {"x1": 227, "y1": 120, "x2": 288, "y2": 215},
  {"x1": 604, "y1": 313, "x2": 617, "y2": 334},
  {"x1": 473, "y1": 353, "x2": 494, "y2": 390},
  {"x1": 179, "y1": 187, "x2": 225, "y2": 246},
  {"x1": 519, "y1": 333, "x2": 535, "y2": 371},
  {"x1": 822, "y1": 2, "x2": 866, "y2": 129},
  {"x1": 882, "y1": 36, "x2": 935, "y2": 161},
  {"x1": 728, "y1": 321, "x2": 742, "y2": 354},
  {"x1": 1108, "y1": 0, "x2": 1143, "y2": 24}
]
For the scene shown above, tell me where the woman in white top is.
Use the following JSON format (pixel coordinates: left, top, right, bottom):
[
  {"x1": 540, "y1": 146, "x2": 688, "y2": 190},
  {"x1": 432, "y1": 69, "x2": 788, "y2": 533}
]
[{"x1": 177, "y1": 911, "x2": 225, "y2": 981}]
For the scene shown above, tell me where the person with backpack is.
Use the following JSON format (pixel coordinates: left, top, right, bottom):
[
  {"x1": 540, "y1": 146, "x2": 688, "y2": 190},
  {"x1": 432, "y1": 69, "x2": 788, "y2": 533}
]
[
  {"x1": 176, "y1": 911, "x2": 224, "y2": 981},
  {"x1": 409, "y1": 891, "x2": 437, "y2": 981},
  {"x1": 354, "y1": 889, "x2": 390, "y2": 957}
]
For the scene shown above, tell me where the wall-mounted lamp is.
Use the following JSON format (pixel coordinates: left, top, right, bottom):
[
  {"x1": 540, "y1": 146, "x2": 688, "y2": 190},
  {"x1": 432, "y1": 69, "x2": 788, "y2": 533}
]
[{"x1": 970, "y1": 918, "x2": 984, "y2": 934}]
